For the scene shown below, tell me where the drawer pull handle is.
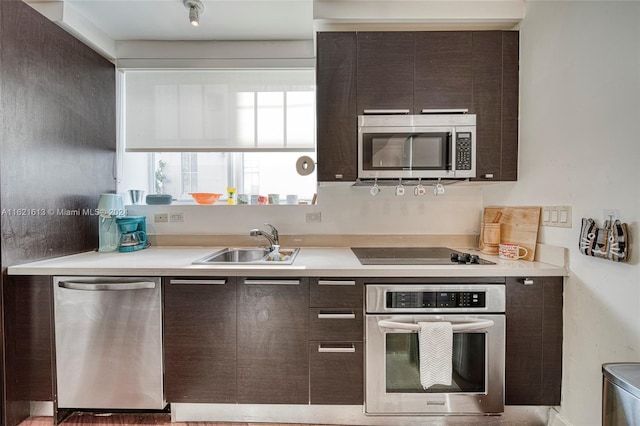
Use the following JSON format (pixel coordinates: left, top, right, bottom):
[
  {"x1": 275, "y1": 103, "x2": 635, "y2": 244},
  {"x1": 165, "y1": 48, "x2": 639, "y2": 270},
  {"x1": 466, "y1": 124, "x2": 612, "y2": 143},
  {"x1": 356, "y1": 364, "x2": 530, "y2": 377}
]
[
  {"x1": 244, "y1": 279, "x2": 300, "y2": 286},
  {"x1": 421, "y1": 108, "x2": 468, "y2": 114},
  {"x1": 317, "y1": 312, "x2": 356, "y2": 320},
  {"x1": 523, "y1": 278, "x2": 535, "y2": 285},
  {"x1": 318, "y1": 280, "x2": 356, "y2": 286},
  {"x1": 318, "y1": 344, "x2": 356, "y2": 353},
  {"x1": 363, "y1": 109, "x2": 410, "y2": 115},
  {"x1": 170, "y1": 279, "x2": 227, "y2": 285}
]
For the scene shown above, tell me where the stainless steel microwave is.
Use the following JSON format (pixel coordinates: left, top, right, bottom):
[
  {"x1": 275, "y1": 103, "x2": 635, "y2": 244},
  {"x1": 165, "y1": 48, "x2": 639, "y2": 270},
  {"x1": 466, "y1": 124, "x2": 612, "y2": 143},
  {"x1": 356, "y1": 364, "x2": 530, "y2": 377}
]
[{"x1": 357, "y1": 112, "x2": 477, "y2": 179}]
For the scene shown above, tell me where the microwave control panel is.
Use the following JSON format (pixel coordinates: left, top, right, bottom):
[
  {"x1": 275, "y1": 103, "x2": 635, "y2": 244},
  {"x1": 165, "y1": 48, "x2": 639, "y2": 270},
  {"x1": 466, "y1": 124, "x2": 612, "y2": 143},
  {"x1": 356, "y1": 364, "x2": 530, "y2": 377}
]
[
  {"x1": 455, "y1": 132, "x2": 472, "y2": 170},
  {"x1": 387, "y1": 291, "x2": 486, "y2": 309}
]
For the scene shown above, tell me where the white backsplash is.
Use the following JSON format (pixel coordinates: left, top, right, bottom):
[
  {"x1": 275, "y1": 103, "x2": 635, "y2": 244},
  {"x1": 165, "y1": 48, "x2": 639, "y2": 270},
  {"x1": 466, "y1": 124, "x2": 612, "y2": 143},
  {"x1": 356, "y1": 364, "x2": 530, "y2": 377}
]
[{"x1": 125, "y1": 182, "x2": 483, "y2": 236}]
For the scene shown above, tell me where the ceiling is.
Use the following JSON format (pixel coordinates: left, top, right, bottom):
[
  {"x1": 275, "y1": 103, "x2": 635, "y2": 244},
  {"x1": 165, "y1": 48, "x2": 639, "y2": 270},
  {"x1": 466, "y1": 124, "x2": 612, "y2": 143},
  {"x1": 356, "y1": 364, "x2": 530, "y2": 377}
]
[
  {"x1": 66, "y1": 0, "x2": 313, "y2": 41},
  {"x1": 26, "y1": 0, "x2": 525, "y2": 61}
]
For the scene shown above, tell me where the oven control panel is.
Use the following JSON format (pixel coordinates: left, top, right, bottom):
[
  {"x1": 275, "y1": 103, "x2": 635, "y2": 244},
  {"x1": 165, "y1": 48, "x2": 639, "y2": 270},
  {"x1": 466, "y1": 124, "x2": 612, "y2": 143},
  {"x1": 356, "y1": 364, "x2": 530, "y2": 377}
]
[{"x1": 386, "y1": 291, "x2": 486, "y2": 309}]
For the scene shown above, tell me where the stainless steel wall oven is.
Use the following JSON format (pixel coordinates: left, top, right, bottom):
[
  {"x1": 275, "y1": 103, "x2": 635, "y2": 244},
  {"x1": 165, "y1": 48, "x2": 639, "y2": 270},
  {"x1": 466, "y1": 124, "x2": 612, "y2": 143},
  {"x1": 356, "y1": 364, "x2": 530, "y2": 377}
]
[{"x1": 365, "y1": 283, "x2": 505, "y2": 415}]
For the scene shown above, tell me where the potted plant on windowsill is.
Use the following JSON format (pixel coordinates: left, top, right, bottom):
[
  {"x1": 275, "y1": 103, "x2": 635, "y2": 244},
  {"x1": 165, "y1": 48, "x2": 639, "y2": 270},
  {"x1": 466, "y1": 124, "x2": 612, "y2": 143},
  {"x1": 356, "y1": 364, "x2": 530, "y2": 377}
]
[{"x1": 146, "y1": 159, "x2": 172, "y2": 205}]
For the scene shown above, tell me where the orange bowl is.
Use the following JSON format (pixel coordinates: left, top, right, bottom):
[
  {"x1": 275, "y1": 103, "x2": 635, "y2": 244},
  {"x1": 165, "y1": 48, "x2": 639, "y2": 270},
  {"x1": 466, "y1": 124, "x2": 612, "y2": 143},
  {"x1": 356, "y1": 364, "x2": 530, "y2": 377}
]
[{"x1": 189, "y1": 193, "x2": 222, "y2": 205}]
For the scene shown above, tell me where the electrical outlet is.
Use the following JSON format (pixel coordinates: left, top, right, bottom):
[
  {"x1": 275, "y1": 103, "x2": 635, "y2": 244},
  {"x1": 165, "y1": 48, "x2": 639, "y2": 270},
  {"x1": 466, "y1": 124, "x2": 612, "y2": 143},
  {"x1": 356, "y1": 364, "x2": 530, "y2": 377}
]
[
  {"x1": 154, "y1": 213, "x2": 168, "y2": 223},
  {"x1": 306, "y1": 212, "x2": 321, "y2": 223},
  {"x1": 169, "y1": 212, "x2": 184, "y2": 223},
  {"x1": 542, "y1": 206, "x2": 572, "y2": 228}
]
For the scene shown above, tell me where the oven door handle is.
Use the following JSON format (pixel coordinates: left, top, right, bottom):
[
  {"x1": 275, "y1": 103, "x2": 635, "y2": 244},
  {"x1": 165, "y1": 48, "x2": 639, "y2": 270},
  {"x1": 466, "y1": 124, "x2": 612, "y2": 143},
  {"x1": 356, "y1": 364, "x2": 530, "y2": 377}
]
[{"x1": 377, "y1": 318, "x2": 495, "y2": 333}]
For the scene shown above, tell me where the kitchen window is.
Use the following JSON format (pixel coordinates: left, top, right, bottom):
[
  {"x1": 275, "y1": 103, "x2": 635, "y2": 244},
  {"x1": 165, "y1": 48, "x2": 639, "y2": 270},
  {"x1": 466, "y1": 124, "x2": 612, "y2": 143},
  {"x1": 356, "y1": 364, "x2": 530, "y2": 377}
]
[
  {"x1": 119, "y1": 69, "x2": 316, "y2": 203},
  {"x1": 138, "y1": 151, "x2": 316, "y2": 202}
]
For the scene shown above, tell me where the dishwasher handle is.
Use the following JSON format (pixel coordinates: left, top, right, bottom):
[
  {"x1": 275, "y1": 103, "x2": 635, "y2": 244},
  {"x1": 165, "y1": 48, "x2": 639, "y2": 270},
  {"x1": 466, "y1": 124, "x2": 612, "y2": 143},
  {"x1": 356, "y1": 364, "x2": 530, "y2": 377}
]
[{"x1": 57, "y1": 280, "x2": 156, "y2": 291}]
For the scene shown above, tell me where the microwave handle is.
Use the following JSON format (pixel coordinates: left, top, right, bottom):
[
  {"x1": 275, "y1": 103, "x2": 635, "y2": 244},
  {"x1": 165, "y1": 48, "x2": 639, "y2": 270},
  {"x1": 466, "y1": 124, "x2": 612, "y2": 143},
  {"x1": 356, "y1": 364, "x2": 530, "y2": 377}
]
[{"x1": 450, "y1": 128, "x2": 457, "y2": 173}]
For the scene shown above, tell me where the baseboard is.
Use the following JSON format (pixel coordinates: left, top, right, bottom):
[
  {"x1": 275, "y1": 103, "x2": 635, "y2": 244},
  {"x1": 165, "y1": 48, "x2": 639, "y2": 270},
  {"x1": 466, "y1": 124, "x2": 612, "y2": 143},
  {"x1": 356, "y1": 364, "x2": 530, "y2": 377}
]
[
  {"x1": 548, "y1": 407, "x2": 574, "y2": 426},
  {"x1": 30, "y1": 401, "x2": 53, "y2": 416},
  {"x1": 172, "y1": 403, "x2": 552, "y2": 425}
]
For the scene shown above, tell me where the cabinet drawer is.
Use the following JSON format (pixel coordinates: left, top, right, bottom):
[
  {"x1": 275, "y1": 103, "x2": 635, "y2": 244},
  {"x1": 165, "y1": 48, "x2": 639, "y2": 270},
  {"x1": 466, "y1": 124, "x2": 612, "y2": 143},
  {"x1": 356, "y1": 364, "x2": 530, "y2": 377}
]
[
  {"x1": 310, "y1": 278, "x2": 363, "y2": 308},
  {"x1": 309, "y1": 341, "x2": 364, "y2": 404},
  {"x1": 309, "y1": 308, "x2": 363, "y2": 341}
]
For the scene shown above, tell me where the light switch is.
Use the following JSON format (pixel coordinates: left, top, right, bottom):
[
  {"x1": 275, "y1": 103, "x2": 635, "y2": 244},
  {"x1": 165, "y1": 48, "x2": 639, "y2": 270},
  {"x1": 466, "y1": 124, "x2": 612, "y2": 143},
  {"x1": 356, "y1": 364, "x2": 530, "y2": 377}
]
[
  {"x1": 560, "y1": 210, "x2": 568, "y2": 223},
  {"x1": 542, "y1": 205, "x2": 572, "y2": 228}
]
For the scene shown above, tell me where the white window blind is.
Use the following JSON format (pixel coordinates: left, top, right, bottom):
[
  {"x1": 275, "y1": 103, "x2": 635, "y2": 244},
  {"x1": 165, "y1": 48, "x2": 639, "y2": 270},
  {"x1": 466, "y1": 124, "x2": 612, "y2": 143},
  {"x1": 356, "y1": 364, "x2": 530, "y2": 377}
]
[{"x1": 124, "y1": 69, "x2": 315, "y2": 152}]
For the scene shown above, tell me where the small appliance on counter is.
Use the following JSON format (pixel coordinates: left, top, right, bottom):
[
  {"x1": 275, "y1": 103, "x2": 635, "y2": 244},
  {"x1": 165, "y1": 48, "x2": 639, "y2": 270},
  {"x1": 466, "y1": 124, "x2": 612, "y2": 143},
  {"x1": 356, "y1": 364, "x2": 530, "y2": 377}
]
[
  {"x1": 116, "y1": 216, "x2": 149, "y2": 252},
  {"x1": 146, "y1": 194, "x2": 172, "y2": 205},
  {"x1": 97, "y1": 193, "x2": 125, "y2": 252}
]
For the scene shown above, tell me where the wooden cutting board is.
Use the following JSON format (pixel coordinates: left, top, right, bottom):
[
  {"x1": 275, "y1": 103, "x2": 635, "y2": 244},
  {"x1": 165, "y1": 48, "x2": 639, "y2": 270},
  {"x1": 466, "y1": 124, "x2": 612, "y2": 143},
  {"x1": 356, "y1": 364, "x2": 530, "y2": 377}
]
[{"x1": 478, "y1": 206, "x2": 541, "y2": 261}]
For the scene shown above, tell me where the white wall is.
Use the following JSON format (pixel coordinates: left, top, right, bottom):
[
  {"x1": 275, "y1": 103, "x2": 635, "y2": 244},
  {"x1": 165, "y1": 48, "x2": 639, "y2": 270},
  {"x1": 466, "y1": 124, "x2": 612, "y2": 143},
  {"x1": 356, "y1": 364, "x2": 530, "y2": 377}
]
[
  {"x1": 483, "y1": 2, "x2": 640, "y2": 425},
  {"x1": 127, "y1": 183, "x2": 484, "y2": 236}
]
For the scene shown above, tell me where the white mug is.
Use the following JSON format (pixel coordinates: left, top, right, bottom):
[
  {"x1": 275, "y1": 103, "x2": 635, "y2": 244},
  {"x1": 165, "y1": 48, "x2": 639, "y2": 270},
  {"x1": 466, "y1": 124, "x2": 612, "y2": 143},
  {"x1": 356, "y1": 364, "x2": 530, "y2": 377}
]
[
  {"x1": 499, "y1": 243, "x2": 528, "y2": 260},
  {"x1": 286, "y1": 194, "x2": 298, "y2": 205},
  {"x1": 268, "y1": 194, "x2": 280, "y2": 204}
]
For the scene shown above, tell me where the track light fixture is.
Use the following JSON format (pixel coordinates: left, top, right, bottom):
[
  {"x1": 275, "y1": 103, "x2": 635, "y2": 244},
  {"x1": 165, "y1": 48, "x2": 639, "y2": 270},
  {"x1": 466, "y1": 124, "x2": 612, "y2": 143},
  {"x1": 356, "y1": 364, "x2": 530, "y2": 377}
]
[{"x1": 183, "y1": 0, "x2": 205, "y2": 27}]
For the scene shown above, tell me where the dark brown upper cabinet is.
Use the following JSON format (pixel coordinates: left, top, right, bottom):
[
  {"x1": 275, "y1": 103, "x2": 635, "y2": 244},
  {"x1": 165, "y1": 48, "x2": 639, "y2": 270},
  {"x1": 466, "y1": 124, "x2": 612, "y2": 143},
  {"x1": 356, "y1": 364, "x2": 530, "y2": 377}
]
[
  {"x1": 316, "y1": 32, "x2": 358, "y2": 181},
  {"x1": 356, "y1": 32, "x2": 415, "y2": 114},
  {"x1": 315, "y1": 30, "x2": 519, "y2": 182},
  {"x1": 471, "y1": 31, "x2": 519, "y2": 181},
  {"x1": 414, "y1": 31, "x2": 473, "y2": 112},
  {"x1": 499, "y1": 31, "x2": 520, "y2": 181}
]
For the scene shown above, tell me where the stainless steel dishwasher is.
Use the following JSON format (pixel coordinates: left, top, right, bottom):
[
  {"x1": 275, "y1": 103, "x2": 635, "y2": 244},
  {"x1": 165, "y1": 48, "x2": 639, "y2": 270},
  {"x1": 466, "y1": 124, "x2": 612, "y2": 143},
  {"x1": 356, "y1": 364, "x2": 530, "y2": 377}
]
[{"x1": 53, "y1": 276, "x2": 165, "y2": 409}]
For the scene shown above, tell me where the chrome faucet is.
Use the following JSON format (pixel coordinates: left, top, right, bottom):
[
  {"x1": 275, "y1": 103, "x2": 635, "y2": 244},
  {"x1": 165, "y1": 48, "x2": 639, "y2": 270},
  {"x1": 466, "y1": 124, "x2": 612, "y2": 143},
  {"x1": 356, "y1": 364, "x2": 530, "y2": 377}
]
[{"x1": 249, "y1": 223, "x2": 279, "y2": 250}]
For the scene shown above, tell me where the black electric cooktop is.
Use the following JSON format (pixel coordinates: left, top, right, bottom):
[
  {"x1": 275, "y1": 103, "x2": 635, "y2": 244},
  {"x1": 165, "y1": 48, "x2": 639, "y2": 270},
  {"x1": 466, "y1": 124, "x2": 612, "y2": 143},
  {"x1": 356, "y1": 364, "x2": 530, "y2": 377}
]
[{"x1": 350, "y1": 247, "x2": 495, "y2": 265}]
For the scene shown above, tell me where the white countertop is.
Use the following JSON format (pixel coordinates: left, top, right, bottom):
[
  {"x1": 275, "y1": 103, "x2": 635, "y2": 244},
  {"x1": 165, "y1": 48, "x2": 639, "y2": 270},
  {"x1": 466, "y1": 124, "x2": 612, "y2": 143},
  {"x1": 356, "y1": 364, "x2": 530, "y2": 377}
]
[{"x1": 7, "y1": 246, "x2": 567, "y2": 277}]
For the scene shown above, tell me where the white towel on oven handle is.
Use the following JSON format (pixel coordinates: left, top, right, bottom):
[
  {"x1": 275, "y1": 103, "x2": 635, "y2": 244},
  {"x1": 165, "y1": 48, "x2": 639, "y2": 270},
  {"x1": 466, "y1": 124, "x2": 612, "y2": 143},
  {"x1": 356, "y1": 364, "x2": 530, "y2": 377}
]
[{"x1": 418, "y1": 321, "x2": 453, "y2": 389}]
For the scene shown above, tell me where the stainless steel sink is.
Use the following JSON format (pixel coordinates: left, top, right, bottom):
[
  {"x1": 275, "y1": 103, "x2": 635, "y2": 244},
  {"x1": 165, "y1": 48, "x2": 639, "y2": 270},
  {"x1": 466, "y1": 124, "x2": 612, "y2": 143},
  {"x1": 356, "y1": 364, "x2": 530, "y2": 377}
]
[{"x1": 193, "y1": 247, "x2": 299, "y2": 265}]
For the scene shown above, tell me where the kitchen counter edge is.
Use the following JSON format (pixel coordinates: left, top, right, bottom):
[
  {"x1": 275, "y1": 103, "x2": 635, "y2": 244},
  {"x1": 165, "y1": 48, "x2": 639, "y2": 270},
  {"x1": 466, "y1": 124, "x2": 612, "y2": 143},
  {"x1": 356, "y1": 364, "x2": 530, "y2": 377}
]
[{"x1": 7, "y1": 246, "x2": 568, "y2": 278}]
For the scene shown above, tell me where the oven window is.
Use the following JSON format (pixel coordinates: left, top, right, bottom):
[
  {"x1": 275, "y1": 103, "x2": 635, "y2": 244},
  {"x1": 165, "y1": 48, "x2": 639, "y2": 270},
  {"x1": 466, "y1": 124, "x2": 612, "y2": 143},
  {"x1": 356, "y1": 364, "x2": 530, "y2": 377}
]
[
  {"x1": 363, "y1": 132, "x2": 450, "y2": 170},
  {"x1": 385, "y1": 332, "x2": 485, "y2": 393}
]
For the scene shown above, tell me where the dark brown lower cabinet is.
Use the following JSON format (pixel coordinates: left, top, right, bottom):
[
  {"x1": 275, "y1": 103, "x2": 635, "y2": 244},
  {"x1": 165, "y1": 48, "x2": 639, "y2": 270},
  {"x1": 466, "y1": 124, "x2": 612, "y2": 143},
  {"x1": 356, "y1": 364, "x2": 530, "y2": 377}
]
[
  {"x1": 163, "y1": 277, "x2": 237, "y2": 403},
  {"x1": 2, "y1": 275, "x2": 53, "y2": 402},
  {"x1": 308, "y1": 278, "x2": 364, "y2": 405},
  {"x1": 237, "y1": 277, "x2": 309, "y2": 404},
  {"x1": 505, "y1": 276, "x2": 563, "y2": 405},
  {"x1": 309, "y1": 342, "x2": 363, "y2": 405},
  {"x1": 1, "y1": 275, "x2": 53, "y2": 426}
]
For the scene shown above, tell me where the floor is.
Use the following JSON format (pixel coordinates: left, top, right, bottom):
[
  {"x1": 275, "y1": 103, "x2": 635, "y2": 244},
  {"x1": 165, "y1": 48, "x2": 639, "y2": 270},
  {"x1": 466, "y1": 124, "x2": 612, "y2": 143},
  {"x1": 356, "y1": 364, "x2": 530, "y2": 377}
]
[
  {"x1": 18, "y1": 413, "x2": 343, "y2": 426},
  {"x1": 16, "y1": 411, "x2": 547, "y2": 426}
]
